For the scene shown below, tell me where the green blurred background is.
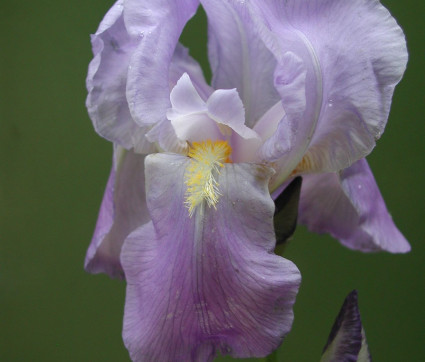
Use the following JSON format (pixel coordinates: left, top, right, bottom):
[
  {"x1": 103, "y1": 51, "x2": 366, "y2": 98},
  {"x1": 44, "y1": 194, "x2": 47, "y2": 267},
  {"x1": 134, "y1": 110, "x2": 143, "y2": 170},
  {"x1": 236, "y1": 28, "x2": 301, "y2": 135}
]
[{"x1": 1, "y1": 0, "x2": 424, "y2": 360}]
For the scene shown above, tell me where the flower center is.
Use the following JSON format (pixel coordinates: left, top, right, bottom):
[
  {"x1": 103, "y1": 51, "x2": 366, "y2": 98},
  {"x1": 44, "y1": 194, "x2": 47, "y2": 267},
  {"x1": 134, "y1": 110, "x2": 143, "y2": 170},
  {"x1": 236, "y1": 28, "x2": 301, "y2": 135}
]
[{"x1": 185, "y1": 140, "x2": 232, "y2": 216}]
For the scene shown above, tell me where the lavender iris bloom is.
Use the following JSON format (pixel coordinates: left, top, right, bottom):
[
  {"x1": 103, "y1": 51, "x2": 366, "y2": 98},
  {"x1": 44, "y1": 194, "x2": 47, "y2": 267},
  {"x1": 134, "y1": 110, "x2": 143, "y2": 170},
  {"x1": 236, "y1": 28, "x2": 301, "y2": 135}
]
[{"x1": 85, "y1": 0, "x2": 409, "y2": 360}]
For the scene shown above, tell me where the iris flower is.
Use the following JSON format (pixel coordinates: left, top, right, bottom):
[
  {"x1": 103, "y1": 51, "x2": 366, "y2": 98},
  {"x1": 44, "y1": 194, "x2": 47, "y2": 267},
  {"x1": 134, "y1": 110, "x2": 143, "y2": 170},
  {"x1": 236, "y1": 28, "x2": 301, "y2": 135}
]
[{"x1": 85, "y1": 0, "x2": 409, "y2": 360}]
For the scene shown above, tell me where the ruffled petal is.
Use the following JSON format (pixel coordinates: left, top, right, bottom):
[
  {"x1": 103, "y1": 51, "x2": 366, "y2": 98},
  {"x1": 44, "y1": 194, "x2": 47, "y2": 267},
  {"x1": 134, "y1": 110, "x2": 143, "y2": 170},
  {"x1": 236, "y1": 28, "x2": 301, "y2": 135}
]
[
  {"x1": 124, "y1": 0, "x2": 200, "y2": 126},
  {"x1": 201, "y1": 0, "x2": 281, "y2": 128},
  {"x1": 85, "y1": 147, "x2": 151, "y2": 279},
  {"x1": 251, "y1": 0, "x2": 407, "y2": 174},
  {"x1": 121, "y1": 153, "x2": 301, "y2": 361},
  {"x1": 238, "y1": 4, "x2": 322, "y2": 187},
  {"x1": 298, "y1": 158, "x2": 410, "y2": 253},
  {"x1": 263, "y1": 51, "x2": 308, "y2": 163},
  {"x1": 86, "y1": 0, "x2": 153, "y2": 152}
]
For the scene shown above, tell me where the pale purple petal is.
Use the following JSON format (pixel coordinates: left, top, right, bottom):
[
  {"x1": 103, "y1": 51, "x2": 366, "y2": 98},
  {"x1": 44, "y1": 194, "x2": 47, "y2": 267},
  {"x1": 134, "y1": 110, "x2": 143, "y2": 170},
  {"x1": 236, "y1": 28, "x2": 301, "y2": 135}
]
[
  {"x1": 201, "y1": 0, "x2": 281, "y2": 127},
  {"x1": 147, "y1": 45, "x2": 213, "y2": 153},
  {"x1": 86, "y1": 3, "x2": 207, "y2": 152},
  {"x1": 121, "y1": 153, "x2": 301, "y2": 361},
  {"x1": 207, "y1": 89, "x2": 259, "y2": 140},
  {"x1": 166, "y1": 73, "x2": 216, "y2": 142},
  {"x1": 260, "y1": 52, "x2": 306, "y2": 164},
  {"x1": 321, "y1": 290, "x2": 371, "y2": 362},
  {"x1": 232, "y1": 101, "x2": 289, "y2": 163},
  {"x1": 85, "y1": 147, "x2": 151, "y2": 279},
  {"x1": 169, "y1": 43, "x2": 213, "y2": 100},
  {"x1": 251, "y1": 0, "x2": 407, "y2": 174},
  {"x1": 242, "y1": 5, "x2": 322, "y2": 187},
  {"x1": 86, "y1": 0, "x2": 152, "y2": 151},
  {"x1": 124, "y1": 0, "x2": 200, "y2": 126},
  {"x1": 169, "y1": 72, "x2": 207, "y2": 114},
  {"x1": 146, "y1": 119, "x2": 188, "y2": 154},
  {"x1": 298, "y1": 159, "x2": 410, "y2": 253},
  {"x1": 167, "y1": 74, "x2": 260, "y2": 151}
]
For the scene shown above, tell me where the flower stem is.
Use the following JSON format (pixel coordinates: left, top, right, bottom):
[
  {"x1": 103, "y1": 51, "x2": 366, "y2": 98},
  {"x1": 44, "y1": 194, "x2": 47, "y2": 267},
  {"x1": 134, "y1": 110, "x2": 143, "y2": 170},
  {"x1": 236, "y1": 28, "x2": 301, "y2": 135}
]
[{"x1": 265, "y1": 349, "x2": 279, "y2": 362}]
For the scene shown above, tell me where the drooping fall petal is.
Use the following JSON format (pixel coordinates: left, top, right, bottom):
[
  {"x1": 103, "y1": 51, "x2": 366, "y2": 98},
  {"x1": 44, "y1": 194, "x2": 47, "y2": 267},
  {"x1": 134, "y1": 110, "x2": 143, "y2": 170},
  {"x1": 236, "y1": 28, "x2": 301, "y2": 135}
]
[
  {"x1": 121, "y1": 153, "x2": 301, "y2": 361},
  {"x1": 298, "y1": 158, "x2": 410, "y2": 253},
  {"x1": 85, "y1": 147, "x2": 150, "y2": 279}
]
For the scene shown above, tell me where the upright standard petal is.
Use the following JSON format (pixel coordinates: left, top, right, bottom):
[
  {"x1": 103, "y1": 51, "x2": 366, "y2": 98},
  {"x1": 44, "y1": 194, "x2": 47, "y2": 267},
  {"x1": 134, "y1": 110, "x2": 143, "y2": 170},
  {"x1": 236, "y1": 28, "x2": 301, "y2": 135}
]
[
  {"x1": 85, "y1": 147, "x2": 151, "y2": 279},
  {"x1": 86, "y1": 0, "x2": 152, "y2": 152},
  {"x1": 259, "y1": 0, "x2": 406, "y2": 173},
  {"x1": 86, "y1": 0, "x2": 208, "y2": 152},
  {"x1": 241, "y1": 2, "x2": 322, "y2": 187},
  {"x1": 124, "y1": 0, "x2": 200, "y2": 126},
  {"x1": 121, "y1": 153, "x2": 301, "y2": 361},
  {"x1": 201, "y1": 0, "x2": 281, "y2": 128},
  {"x1": 298, "y1": 158, "x2": 410, "y2": 253}
]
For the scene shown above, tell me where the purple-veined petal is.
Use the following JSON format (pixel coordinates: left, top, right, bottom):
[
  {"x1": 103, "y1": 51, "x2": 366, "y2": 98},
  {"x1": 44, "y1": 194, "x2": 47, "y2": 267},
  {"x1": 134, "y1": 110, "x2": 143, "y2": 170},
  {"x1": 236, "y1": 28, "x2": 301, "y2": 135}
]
[
  {"x1": 321, "y1": 290, "x2": 371, "y2": 362},
  {"x1": 239, "y1": 3, "x2": 322, "y2": 188},
  {"x1": 86, "y1": 3, "x2": 208, "y2": 153},
  {"x1": 298, "y1": 158, "x2": 410, "y2": 253},
  {"x1": 253, "y1": 0, "x2": 407, "y2": 176},
  {"x1": 201, "y1": 0, "x2": 281, "y2": 128},
  {"x1": 86, "y1": 0, "x2": 153, "y2": 152},
  {"x1": 85, "y1": 147, "x2": 150, "y2": 279},
  {"x1": 260, "y1": 52, "x2": 307, "y2": 166},
  {"x1": 124, "y1": 0, "x2": 200, "y2": 126},
  {"x1": 121, "y1": 153, "x2": 301, "y2": 361}
]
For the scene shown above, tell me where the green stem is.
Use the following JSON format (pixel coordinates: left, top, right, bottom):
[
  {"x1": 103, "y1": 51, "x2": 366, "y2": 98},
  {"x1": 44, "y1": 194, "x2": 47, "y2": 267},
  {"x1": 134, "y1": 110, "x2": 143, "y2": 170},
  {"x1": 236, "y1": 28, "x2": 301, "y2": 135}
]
[{"x1": 265, "y1": 349, "x2": 279, "y2": 362}]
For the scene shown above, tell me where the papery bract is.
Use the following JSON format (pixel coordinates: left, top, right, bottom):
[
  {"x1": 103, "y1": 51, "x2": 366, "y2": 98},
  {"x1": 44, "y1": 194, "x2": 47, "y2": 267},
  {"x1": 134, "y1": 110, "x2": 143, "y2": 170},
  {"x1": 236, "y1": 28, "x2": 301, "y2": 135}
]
[{"x1": 321, "y1": 290, "x2": 371, "y2": 362}]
